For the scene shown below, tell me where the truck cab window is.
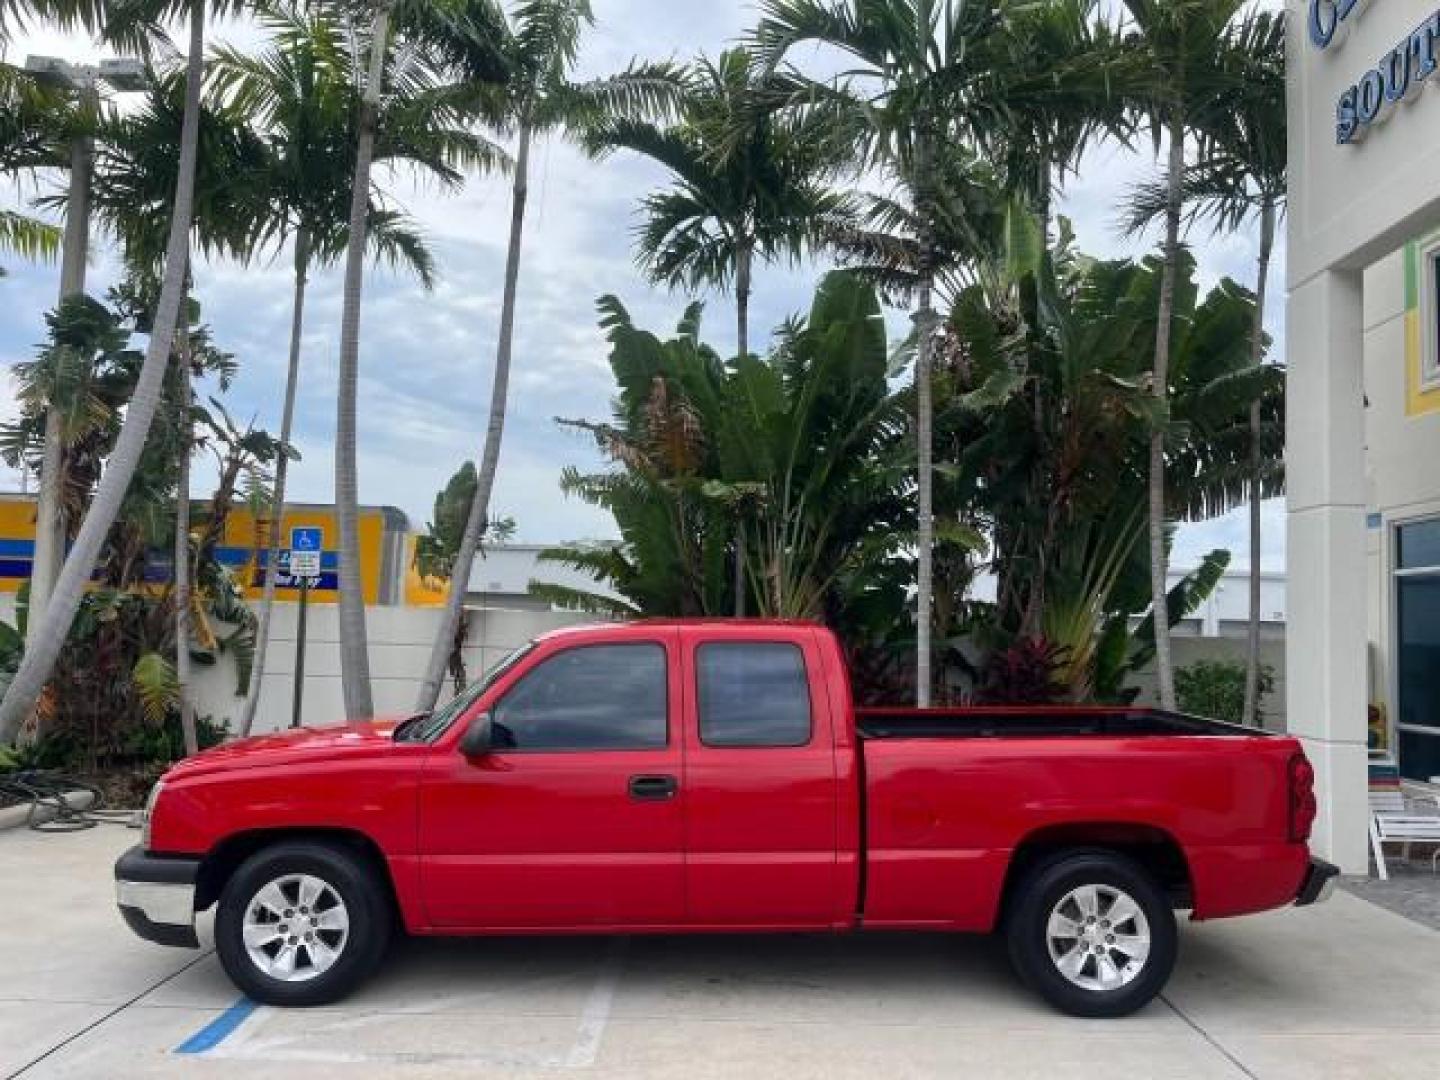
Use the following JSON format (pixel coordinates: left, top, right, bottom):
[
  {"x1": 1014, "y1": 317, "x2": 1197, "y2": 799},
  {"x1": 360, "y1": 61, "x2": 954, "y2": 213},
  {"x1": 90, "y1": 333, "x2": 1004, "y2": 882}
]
[
  {"x1": 490, "y1": 643, "x2": 667, "y2": 750},
  {"x1": 697, "y1": 642, "x2": 811, "y2": 747}
]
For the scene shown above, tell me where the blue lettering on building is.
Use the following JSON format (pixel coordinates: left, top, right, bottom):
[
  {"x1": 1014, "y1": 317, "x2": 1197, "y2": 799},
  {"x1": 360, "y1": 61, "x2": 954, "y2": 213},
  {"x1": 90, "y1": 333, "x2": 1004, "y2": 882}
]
[
  {"x1": 1310, "y1": 0, "x2": 1361, "y2": 51},
  {"x1": 1334, "y1": 11, "x2": 1440, "y2": 145}
]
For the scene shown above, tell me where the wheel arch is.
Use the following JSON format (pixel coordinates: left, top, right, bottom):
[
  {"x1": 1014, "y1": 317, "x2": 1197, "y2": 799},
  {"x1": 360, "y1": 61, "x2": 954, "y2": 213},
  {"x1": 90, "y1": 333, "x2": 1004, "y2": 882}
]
[
  {"x1": 1000, "y1": 822, "x2": 1194, "y2": 922},
  {"x1": 195, "y1": 827, "x2": 400, "y2": 922}
]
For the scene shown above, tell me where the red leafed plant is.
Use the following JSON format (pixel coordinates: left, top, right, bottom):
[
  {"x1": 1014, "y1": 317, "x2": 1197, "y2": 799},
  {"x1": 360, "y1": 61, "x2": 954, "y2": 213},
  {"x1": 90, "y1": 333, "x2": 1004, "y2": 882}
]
[{"x1": 977, "y1": 637, "x2": 1071, "y2": 705}]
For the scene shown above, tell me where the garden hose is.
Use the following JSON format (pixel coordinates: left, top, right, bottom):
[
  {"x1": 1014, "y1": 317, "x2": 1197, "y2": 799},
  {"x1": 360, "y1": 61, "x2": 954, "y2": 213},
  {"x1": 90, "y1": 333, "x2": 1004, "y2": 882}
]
[{"x1": 0, "y1": 771, "x2": 140, "y2": 832}]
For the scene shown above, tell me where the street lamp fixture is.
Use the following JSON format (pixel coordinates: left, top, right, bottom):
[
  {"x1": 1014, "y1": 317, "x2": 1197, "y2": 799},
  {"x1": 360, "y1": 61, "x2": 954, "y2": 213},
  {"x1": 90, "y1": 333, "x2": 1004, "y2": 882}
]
[
  {"x1": 98, "y1": 59, "x2": 147, "y2": 94},
  {"x1": 23, "y1": 55, "x2": 148, "y2": 93}
]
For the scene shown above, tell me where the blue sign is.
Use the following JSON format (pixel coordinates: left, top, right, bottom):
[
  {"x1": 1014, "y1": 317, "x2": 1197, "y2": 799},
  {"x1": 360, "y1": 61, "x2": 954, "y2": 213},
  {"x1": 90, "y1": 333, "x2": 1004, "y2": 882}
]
[{"x1": 290, "y1": 526, "x2": 323, "y2": 552}]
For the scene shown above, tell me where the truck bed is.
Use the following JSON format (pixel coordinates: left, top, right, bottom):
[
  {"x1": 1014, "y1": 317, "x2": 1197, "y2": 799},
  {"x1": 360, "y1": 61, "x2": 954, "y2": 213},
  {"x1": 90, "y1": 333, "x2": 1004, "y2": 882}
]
[
  {"x1": 855, "y1": 707, "x2": 1303, "y2": 928},
  {"x1": 855, "y1": 706, "x2": 1257, "y2": 740}
]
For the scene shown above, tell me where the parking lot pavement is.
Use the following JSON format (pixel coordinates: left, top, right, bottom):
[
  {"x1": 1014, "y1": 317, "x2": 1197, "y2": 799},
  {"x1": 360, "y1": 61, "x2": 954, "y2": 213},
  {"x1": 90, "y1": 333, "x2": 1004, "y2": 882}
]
[{"x1": 4, "y1": 826, "x2": 1440, "y2": 1080}]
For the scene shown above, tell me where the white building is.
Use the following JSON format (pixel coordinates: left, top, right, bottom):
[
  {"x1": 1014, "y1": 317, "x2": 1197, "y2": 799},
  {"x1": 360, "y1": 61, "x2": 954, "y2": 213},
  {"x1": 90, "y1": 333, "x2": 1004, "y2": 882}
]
[
  {"x1": 462, "y1": 543, "x2": 621, "y2": 611},
  {"x1": 1287, "y1": 0, "x2": 1440, "y2": 870}
]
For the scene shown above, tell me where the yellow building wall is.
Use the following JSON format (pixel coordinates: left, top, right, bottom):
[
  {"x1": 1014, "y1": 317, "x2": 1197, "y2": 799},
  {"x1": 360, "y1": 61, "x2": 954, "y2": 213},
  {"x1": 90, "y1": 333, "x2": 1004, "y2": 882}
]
[
  {"x1": 0, "y1": 495, "x2": 398, "y2": 606},
  {"x1": 404, "y1": 547, "x2": 450, "y2": 608}
]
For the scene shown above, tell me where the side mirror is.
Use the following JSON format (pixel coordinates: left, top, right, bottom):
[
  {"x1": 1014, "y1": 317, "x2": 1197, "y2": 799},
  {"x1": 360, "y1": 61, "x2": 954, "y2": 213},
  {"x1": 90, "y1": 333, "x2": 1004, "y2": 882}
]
[{"x1": 459, "y1": 712, "x2": 494, "y2": 757}]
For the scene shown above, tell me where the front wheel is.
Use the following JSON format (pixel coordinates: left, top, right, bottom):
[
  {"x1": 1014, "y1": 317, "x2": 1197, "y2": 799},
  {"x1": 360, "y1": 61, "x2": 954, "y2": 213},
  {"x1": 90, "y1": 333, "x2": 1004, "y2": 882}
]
[
  {"x1": 1005, "y1": 849, "x2": 1177, "y2": 1018},
  {"x1": 215, "y1": 841, "x2": 391, "y2": 1006}
]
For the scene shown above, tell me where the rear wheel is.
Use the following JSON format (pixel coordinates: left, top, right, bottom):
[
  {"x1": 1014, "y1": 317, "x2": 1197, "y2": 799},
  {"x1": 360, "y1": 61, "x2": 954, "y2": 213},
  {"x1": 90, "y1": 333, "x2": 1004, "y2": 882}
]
[
  {"x1": 1006, "y1": 849, "x2": 1176, "y2": 1018},
  {"x1": 215, "y1": 841, "x2": 391, "y2": 1006}
]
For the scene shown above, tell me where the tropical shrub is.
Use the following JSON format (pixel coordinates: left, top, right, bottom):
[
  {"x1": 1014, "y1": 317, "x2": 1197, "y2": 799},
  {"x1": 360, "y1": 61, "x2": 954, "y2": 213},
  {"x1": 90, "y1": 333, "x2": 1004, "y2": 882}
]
[
  {"x1": 538, "y1": 270, "x2": 914, "y2": 621},
  {"x1": 414, "y1": 461, "x2": 517, "y2": 691},
  {"x1": 2, "y1": 291, "x2": 275, "y2": 761},
  {"x1": 1176, "y1": 658, "x2": 1274, "y2": 726},
  {"x1": 941, "y1": 219, "x2": 1281, "y2": 701}
]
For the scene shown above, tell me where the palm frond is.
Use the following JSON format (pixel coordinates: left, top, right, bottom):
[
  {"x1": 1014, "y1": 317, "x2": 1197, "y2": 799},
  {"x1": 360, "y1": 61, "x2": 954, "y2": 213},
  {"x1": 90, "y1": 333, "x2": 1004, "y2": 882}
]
[{"x1": 0, "y1": 210, "x2": 61, "y2": 263}]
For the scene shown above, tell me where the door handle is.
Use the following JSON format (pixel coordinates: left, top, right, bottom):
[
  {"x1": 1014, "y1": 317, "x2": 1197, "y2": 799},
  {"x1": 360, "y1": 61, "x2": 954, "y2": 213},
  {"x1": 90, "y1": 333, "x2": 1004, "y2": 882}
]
[{"x1": 628, "y1": 774, "x2": 678, "y2": 801}]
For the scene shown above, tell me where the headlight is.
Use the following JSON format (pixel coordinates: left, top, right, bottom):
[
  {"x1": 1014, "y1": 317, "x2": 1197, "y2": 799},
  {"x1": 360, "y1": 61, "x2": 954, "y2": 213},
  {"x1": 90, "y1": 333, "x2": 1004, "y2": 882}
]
[{"x1": 140, "y1": 781, "x2": 164, "y2": 849}]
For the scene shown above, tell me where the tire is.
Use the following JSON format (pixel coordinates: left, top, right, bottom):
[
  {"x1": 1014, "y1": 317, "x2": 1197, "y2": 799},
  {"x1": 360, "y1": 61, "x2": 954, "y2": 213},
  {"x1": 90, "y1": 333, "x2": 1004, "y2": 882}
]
[
  {"x1": 215, "y1": 840, "x2": 392, "y2": 1007},
  {"x1": 1005, "y1": 849, "x2": 1177, "y2": 1018}
]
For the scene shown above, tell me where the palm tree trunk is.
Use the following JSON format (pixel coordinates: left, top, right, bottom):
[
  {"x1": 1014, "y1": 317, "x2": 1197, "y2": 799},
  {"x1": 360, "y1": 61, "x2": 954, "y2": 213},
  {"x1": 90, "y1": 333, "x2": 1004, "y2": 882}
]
[
  {"x1": 1149, "y1": 110, "x2": 1185, "y2": 712},
  {"x1": 915, "y1": 283, "x2": 936, "y2": 708},
  {"x1": 1242, "y1": 196, "x2": 1276, "y2": 727},
  {"x1": 238, "y1": 228, "x2": 310, "y2": 737},
  {"x1": 174, "y1": 317, "x2": 197, "y2": 757},
  {"x1": 0, "y1": 7, "x2": 207, "y2": 744},
  {"x1": 912, "y1": 121, "x2": 937, "y2": 708},
  {"x1": 413, "y1": 117, "x2": 532, "y2": 714},
  {"x1": 733, "y1": 239, "x2": 752, "y2": 617},
  {"x1": 733, "y1": 516, "x2": 746, "y2": 617},
  {"x1": 735, "y1": 239, "x2": 751, "y2": 359},
  {"x1": 27, "y1": 107, "x2": 94, "y2": 656},
  {"x1": 334, "y1": 2, "x2": 393, "y2": 720}
]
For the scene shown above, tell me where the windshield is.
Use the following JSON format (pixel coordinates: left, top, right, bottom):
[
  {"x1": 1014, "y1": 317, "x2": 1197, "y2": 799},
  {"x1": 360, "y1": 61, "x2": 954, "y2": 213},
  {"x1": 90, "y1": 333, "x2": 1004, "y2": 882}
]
[{"x1": 400, "y1": 641, "x2": 537, "y2": 744}]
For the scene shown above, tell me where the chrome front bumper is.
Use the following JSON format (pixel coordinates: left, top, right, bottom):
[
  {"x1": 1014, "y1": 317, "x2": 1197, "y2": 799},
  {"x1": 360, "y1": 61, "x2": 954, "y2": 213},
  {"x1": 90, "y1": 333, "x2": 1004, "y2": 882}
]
[{"x1": 114, "y1": 845, "x2": 201, "y2": 948}]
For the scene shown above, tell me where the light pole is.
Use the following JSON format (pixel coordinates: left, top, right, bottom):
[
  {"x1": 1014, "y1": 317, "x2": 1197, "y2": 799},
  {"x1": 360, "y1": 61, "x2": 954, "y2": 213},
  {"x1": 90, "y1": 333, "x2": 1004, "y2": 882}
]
[{"x1": 22, "y1": 56, "x2": 145, "y2": 644}]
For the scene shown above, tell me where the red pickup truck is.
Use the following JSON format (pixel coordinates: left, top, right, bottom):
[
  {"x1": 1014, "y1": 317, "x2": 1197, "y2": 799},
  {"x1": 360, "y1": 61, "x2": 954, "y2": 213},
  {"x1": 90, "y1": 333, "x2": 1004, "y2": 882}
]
[{"x1": 116, "y1": 620, "x2": 1335, "y2": 1017}]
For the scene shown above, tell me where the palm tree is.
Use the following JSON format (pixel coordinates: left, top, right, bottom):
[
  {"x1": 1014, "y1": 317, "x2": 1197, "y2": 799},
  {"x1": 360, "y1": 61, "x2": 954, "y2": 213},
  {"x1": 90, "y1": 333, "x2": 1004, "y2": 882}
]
[
  {"x1": 0, "y1": 209, "x2": 59, "y2": 264},
  {"x1": 1122, "y1": 9, "x2": 1285, "y2": 724},
  {"x1": 412, "y1": 0, "x2": 683, "y2": 713},
  {"x1": 2, "y1": 61, "x2": 68, "y2": 651},
  {"x1": 0, "y1": 0, "x2": 232, "y2": 744},
  {"x1": 1113, "y1": 0, "x2": 1249, "y2": 711},
  {"x1": 586, "y1": 47, "x2": 852, "y2": 615},
  {"x1": 589, "y1": 49, "x2": 852, "y2": 361},
  {"x1": 171, "y1": 295, "x2": 197, "y2": 754},
  {"x1": 0, "y1": 0, "x2": 107, "y2": 41},
  {"x1": 990, "y1": 0, "x2": 1127, "y2": 237},
  {"x1": 821, "y1": 142, "x2": 1010, "y2": 312},
  {"x1": 209, "y1": 3, "x2": 496, "y2": 735},
  {"x1": 331, "y1": 0, "x2": 510, "y2": 720},
  {"x1": 0, "y1": 68, "x2": 62, "y2": 259},
  {"x1": 753, "y1": 0, "x2": 1014, "y2": 706}
]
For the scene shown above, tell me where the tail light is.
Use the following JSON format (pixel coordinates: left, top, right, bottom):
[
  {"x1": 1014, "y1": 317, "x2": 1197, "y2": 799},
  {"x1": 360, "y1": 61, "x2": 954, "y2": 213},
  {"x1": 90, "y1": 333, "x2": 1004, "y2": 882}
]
[{"x1": 1288, "y1": 753, "x2": 1317, "y2": 843}]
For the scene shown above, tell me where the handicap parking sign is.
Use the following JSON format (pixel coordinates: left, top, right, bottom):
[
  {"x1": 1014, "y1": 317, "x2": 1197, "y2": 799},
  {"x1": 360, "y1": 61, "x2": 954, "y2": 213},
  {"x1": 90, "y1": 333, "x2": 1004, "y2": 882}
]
[
  {"x1": 290, "y1": 526, "x2": 323, "y2": 552},
  {"x1": 288, "y1": 526, "x2": 324, "y2": 580}
]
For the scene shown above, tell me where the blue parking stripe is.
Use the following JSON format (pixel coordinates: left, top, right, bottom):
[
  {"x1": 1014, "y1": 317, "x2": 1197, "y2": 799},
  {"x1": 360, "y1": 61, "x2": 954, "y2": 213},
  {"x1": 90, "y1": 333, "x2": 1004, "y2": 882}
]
[{"x1": 173, "y1": 996, "x2": 257, "y2": 1054}]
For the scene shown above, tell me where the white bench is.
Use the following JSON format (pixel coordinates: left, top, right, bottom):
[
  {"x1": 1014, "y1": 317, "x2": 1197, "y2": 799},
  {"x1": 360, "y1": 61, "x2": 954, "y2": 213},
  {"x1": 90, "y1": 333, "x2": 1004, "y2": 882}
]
[{"x1": 1369, "y1": 788, "x2": 1440, "y2": 880}]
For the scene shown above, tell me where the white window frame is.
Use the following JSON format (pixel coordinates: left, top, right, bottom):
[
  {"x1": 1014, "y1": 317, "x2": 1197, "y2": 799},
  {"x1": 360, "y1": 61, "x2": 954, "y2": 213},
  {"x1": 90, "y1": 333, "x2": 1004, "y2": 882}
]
[{"x1": 1421, "y1": 236, "x2": 1440, "y2": 391}]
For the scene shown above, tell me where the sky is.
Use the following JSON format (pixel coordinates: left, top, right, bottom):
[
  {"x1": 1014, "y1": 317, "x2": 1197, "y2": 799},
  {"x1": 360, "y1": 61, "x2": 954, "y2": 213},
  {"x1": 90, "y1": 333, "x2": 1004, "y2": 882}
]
[{"x1": 0, "y1": 0, "x2": 1288, "y2": 571}]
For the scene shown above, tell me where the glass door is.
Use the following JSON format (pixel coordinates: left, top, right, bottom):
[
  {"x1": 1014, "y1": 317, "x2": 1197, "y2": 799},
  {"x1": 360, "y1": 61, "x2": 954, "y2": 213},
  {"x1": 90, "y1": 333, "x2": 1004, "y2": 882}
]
[{"x1": 1395, "y1": 519, "x2": 1440, "y2": 781}]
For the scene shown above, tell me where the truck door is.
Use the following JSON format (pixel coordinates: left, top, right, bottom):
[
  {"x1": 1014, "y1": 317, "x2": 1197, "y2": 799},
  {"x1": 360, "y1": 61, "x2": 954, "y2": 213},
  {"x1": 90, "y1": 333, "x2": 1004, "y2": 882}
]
[
  {"x1": 680, "y1": 628, "x2": 843, "y2": 927},
  {"x1": 418, "y1": 633, "x2": 685, "y2": 928}
]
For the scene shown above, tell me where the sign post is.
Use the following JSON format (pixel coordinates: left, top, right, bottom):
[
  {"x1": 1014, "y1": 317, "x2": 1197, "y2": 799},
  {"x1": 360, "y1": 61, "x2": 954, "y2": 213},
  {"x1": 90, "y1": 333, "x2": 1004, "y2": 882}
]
[{"x1": 288, "y1": 527, "x2": 324, "y2": 728}]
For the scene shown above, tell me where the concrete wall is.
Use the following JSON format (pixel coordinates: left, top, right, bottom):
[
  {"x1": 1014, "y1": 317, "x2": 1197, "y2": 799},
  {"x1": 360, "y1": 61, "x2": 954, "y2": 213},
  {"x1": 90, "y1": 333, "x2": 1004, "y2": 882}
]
[
  {"x1": 1127, "y1": 638, "x2": 1288, "y2": 733},
  {"x1": 0, "y1": 594, "x2": 596, "y2": 737},
  {"x1": 195, "y1": 604, "x2": 600, "y2": 734}
]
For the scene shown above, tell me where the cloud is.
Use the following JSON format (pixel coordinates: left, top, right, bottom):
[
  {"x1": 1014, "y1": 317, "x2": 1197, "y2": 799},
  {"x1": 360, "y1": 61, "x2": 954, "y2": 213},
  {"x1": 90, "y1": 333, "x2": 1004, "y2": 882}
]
[{"x1": 1, "y1": 0, "x2": 1287, "y2": 572}]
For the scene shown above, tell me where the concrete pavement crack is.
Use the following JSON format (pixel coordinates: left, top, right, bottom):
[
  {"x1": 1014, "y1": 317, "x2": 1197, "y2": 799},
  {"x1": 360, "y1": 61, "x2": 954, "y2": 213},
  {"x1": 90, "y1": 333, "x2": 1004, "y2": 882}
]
[
  {"x1": 1160, "y1": 992, "x2": 1259, "y2": 1080},
  {"x1": 5, "y1": 950, "x2": 216, "y2": 1079}
]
